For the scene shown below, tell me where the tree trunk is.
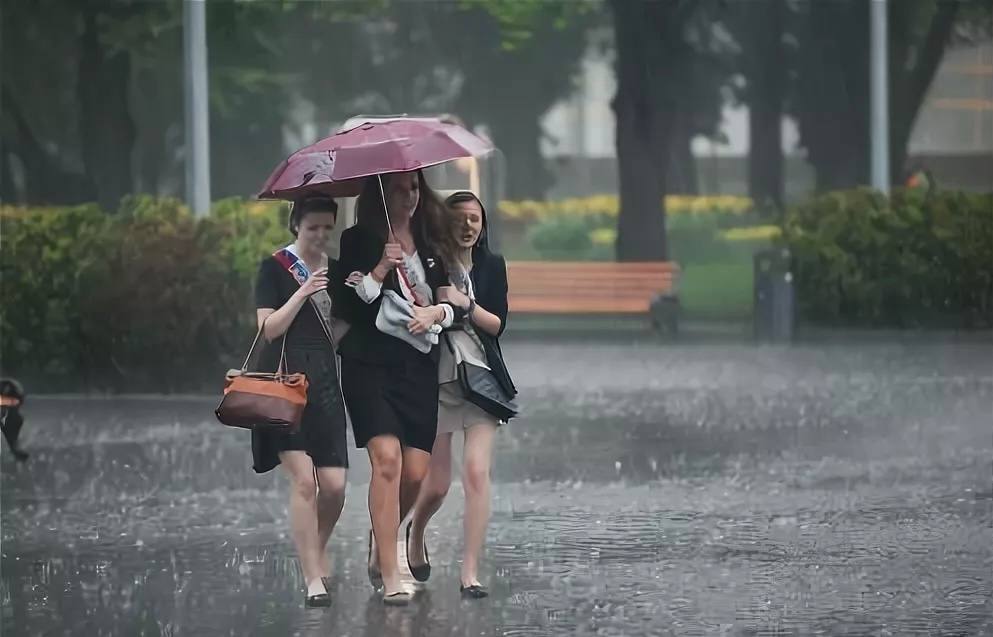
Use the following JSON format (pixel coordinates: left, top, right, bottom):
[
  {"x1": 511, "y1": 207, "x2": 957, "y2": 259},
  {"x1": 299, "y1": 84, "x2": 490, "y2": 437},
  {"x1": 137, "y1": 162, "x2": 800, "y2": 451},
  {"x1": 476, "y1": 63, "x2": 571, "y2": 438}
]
[
  {"x1": 77, "y1": 7, "x2": 136, "y2": 211},
  {"x1": 611, "y1": 0, "x2": 670, "y2": 262},
  {"x1": 0, "y1": 151, "x2": 15, "y2": 202},
  {"x1": 668, "y1": 109, "x2": 699, "y2": 195},
  {"x1": 489, "y1": 107, "x2": 550, "y2": 200},
  {"x1": 794, "y1": 0, "x2": 870, "y2": 192},
  {"x1": 748, "y1": 100, "x2": 783, "y2": 207},
  {"x1": 1, "y1": 83, "x2": 94, "y2": 204},
  {"x1": 132, "y1": 68, "x2": 175, "y2": 196},
  {"x1": 888, "y1": 1, "x2": 959, "y2": 185},
  {"x1": 746, "y1": 0, "x2": 784, "y2": 210},
  {"x1": 614, "y1": 93, "x2": 668, "y2": 261}
]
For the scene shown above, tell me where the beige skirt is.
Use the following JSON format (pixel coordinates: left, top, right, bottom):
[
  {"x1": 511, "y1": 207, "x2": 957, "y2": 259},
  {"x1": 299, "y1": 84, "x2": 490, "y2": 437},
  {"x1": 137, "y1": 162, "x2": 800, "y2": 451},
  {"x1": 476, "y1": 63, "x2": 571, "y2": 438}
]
[{"x1": 437, "y1": 381, "x2": 500, "y2": 434}]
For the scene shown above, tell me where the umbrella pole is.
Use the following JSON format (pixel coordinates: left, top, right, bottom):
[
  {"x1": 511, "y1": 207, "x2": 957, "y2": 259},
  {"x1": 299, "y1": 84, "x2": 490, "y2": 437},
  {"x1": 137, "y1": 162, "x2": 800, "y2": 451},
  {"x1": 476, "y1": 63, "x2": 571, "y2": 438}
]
[{"x1": 377, "y1": 174, "x2": 394, "y2": 237}]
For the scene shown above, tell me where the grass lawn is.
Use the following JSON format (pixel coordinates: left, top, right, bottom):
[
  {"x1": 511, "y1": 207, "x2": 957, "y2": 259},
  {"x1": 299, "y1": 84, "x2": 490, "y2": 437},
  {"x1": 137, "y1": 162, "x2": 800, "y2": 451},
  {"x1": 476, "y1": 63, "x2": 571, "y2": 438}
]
[
  {"x1": 678, "y1": 260, "x2": 754, "y2": 320},
  {"x1": 500, "y1": 224, "x2": 763, "y2": 322},
  {"x1": 500, "y1": 253, "x2": 756, "y2": 322}
]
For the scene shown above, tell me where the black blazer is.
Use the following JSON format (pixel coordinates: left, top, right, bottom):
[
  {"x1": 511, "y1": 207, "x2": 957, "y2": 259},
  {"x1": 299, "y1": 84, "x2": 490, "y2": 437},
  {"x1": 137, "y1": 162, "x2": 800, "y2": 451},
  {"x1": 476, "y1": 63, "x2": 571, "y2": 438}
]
[
  {"x1": 334, "y1": 224, "x2": 451, "y2": 364},
  {"x1": 466, "y1": 250, "x2": 517, "y2": 397}
]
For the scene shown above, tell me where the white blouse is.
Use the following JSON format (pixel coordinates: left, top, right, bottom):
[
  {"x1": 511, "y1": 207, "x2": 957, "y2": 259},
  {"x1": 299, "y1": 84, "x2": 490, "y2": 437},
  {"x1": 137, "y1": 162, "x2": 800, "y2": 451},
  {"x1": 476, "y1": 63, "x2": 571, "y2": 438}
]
[
  {"x1": 355, "y1": 251, "x2": 455, "y2": 328},
  {"x1": 439, "y1": 263, "x2": 490, "y2": 384}
]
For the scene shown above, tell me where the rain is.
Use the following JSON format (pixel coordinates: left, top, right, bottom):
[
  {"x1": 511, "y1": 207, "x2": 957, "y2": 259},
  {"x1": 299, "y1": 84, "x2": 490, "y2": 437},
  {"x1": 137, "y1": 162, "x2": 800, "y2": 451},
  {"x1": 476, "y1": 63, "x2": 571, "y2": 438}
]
[
  {"x1": 3, "y1": 339, "x2": 991, "y2": 635},
  {"x1": 2, "y1": 1, "x2": 992, "y2": 635}
]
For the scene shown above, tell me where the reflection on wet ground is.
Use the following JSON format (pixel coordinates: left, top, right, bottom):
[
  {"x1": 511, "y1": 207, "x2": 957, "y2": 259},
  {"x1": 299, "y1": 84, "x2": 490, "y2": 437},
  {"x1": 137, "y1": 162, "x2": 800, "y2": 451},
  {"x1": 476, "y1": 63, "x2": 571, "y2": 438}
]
[{"x1": 3, "y1": 340, "x2": 992, "y2": 636}]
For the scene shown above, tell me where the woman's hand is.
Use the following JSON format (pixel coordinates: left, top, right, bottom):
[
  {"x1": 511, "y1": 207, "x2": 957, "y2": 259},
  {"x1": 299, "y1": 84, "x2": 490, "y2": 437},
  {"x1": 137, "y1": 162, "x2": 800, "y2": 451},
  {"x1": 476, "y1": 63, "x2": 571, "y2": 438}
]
[
  {"x1": 372, "y1": 236, "x2": 403, "y2": 282},
  {"x1": 293, "y1": 267, "x2": 329, "y2": 298},
  {"x1": 344, "y1": 271, "x2": 365, "y2": 288},
  {"x1": 436, "y1": 285, "x2": 470, "y2": 310},
  {"x1": 407, "y1": 305, "x2": 445, "y2": 335}
]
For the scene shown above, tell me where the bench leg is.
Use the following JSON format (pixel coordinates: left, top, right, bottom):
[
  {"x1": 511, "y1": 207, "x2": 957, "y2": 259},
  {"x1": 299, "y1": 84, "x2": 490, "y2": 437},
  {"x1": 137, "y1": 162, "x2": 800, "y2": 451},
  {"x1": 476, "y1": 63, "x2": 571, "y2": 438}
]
[{"x1": 650, "y1": 295, "x2": 679, "y2": 337}]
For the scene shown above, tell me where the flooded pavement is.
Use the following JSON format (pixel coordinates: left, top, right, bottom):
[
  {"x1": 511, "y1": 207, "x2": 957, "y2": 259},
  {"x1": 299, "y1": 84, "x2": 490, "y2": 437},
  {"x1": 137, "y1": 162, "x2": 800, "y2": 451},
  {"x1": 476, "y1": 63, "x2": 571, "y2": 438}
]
[{"x1": 2, "y1": 339, "x2": 992, "y2": 636}]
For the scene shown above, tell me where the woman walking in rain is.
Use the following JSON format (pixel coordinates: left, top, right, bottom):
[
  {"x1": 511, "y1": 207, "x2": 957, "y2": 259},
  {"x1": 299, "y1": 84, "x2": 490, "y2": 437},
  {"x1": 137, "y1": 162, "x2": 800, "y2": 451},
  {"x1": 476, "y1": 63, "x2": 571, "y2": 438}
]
[
  {"x1": 407, "y1": 190, "x2": 517, "y2": 599},
  {"x1": 253, "y1": 195, "x2": 348, "y2": 607},
  {"x1": 334, "y1": 170, "x2": 458, "y2": 605}
]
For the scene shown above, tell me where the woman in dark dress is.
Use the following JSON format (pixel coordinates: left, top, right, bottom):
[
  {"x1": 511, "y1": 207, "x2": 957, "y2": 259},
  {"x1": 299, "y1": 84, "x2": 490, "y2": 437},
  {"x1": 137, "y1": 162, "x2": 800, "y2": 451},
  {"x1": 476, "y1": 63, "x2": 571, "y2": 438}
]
[
  {"x1": 253, "y1": 196, "x2": 348, "y2": 607},
  {"x1": 334, "y1": 170, "x2": 457, "y2": 605}
]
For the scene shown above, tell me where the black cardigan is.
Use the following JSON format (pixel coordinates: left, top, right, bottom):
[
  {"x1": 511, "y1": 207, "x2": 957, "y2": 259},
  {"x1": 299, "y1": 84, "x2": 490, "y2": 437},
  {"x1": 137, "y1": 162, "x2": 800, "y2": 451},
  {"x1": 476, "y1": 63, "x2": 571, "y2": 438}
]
[{"x1": 333, "y1": 224, "x2": 451, "y2": 364}]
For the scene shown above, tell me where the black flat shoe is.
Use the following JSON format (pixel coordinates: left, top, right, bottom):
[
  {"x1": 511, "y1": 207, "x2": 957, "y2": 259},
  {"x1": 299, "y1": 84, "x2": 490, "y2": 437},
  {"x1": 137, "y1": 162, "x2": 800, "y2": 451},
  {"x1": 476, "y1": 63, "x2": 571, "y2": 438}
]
[
  {"x1": 305, "y1": 592, "x2": 332, "y2": 608},
  {"x1": 405, "y1": 522, "x2": 431, "y2": 583},
  {"x1": 367, "y1": 530, "x2": 383, "y2": 589},
  {"x1": 460, "y1": 584, "x2": 489, "y2": 599}
]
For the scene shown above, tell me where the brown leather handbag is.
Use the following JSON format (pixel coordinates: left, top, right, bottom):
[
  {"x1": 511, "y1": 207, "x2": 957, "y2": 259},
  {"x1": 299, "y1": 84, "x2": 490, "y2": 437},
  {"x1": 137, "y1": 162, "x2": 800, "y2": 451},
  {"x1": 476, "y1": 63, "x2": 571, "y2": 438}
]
[{"x1": 215, "y1": 321, "x2": 308, "y2": 431}]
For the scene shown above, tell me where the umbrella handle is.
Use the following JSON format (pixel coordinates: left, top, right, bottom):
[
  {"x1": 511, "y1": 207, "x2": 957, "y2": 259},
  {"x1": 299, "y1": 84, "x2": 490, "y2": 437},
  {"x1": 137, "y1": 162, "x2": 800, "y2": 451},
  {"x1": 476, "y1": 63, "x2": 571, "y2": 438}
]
[{"x1": 377, "y1": 174, "x2": 394, "y2": 238}]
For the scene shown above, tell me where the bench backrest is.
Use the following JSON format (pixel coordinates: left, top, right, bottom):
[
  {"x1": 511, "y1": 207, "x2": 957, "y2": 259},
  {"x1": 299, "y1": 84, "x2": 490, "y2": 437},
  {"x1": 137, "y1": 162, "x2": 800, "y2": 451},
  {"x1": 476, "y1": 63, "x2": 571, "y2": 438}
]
[{"x1": 506, "y1": 261, "x2": 679, "y2": 314}]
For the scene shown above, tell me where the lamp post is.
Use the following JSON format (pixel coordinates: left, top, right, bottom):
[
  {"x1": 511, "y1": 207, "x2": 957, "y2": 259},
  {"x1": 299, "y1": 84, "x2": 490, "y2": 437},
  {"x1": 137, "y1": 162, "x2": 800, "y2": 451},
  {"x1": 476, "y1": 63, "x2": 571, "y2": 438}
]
[
  {"x1": 184, "y1": 0, "x2": 211, "y2": 215},
  {"x1": 870, "y1": 0, "x2": 890, "y2": 194}
]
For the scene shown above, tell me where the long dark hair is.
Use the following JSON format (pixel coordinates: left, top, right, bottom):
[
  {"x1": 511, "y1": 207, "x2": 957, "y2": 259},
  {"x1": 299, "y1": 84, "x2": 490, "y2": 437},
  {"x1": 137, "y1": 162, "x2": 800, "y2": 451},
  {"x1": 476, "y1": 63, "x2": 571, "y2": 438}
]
[{"x1": 355, "y1": 171, "x2": 448, "y2": 258}]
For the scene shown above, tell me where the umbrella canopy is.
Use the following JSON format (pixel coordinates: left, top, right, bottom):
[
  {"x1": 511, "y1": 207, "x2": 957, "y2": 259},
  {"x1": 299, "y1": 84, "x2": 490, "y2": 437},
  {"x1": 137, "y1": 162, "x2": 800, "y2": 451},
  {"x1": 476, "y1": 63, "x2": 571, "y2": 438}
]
[{"x1": 258, "y1": 118, "x2": 493, "y2": 201}]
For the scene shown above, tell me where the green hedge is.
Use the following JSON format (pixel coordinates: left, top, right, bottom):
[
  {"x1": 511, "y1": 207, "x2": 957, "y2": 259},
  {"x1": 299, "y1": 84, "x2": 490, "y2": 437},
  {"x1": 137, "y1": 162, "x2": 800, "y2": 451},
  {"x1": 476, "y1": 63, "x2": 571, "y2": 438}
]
[
  {"x1": 781, "y1": 188, "x2": 993, "y2": 328},
  {"x1": 2, "y1": 188, "x2": 988, "y2": 391},
  {"x1": 0, "y1": 195, "x2": 289, "y2": 391},
  {"x1": 522, "y1": 208, "x2": 771, "y2": 263}
]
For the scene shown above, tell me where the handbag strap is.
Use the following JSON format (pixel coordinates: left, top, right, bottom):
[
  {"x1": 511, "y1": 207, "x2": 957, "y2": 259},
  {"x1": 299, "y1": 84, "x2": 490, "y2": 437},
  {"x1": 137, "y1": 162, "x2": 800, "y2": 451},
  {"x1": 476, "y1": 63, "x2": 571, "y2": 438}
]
[
  {"x1": 240, "y1": 316, "x2": 289, "y2": 376},
  {"x1": 396, "y1": 260, "x2": 419, "y2": 305},
  {"x1": 272, "y1": 247, "x2": 336, "y2": 350},
  {"x1": 309, "y1": 296, "x2": 336, "y2": 349}
]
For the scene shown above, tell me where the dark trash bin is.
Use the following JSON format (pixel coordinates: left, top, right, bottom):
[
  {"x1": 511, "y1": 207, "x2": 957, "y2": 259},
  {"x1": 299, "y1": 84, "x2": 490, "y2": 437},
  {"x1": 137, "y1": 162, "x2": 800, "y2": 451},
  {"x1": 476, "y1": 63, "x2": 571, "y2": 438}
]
[{"x1": 753, "y1": 248, "x2": 794, "y2": 343}]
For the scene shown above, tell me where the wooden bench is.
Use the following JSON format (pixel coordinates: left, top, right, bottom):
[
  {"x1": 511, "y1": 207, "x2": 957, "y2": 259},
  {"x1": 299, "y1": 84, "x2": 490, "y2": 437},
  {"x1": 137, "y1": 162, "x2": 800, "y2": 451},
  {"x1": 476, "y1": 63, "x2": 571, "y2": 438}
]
[{"x1": 506, "y1": 261, "x2": 681, "y2": 332}]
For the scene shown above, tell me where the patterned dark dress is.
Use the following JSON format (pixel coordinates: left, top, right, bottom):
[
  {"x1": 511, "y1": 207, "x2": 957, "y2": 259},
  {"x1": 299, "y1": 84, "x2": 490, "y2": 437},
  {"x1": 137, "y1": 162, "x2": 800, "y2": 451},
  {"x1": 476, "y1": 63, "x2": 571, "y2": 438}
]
[{"x1": 251, "y1": 256, "x2": 348, "y2": 472}]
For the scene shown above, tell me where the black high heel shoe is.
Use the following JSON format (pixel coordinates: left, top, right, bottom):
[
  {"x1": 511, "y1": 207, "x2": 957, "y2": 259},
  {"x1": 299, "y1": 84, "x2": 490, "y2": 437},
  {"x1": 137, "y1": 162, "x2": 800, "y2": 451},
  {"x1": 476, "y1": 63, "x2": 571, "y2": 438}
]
[
  {"x1": 306, "y1": 589, "x2": 332, "y2": 607},
  {"x1": 304, "y1": 577, "x2": 331, "y2": 608},
  {"x1": 405, "y1": 522, "x2": 431, "y2": 583},
  {"x1": 460, "y1": 583, "x2": 489, "y2": 599}
]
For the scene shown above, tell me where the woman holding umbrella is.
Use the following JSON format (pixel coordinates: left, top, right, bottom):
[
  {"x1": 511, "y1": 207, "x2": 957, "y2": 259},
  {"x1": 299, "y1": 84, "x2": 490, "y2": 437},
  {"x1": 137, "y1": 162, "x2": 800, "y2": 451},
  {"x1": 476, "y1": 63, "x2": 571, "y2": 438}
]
[{"x1": 334, "y1": 170, "x2": 458, "y2": 605}]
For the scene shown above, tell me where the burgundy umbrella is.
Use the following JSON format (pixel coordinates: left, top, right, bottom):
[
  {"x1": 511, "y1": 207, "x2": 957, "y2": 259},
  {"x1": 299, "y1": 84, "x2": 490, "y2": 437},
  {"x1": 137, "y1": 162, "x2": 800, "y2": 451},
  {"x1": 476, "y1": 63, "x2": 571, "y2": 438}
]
[{"x1": 257, "y1": 118, "x2": 493, "y2": 201}]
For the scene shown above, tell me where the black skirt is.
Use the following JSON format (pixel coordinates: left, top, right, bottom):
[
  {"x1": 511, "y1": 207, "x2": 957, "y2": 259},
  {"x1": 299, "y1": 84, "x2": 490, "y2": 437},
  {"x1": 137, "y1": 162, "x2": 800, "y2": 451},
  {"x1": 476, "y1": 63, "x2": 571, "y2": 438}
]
[
  {"x1": 340, "y1": 351, "x2": 439, "y2": 453},
  {"x1": 251, "y1": 340, "x2": 349, "y2": 473}
]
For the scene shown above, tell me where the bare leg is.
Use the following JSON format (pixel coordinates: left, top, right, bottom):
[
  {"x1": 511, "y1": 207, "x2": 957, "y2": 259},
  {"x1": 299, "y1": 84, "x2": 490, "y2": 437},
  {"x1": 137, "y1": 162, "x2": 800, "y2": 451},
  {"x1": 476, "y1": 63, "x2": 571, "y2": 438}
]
[
  {"x1": 399, "y1": 447, "x2": 432, "y2": 522},
  {"x1": 460, "y1": 423, "x2": 497, "y2": 587},
  {"x1": 408, "y1": 433, "x2": 454, "y2": 567},
  {"x1": 315, "y1": 467, "x2": 346, "y2": 580},
  {"x1": 278, "y1": 451, "x2": 324, "y2": 596},
  {"x1": 366, "y1": 435, "x2": 405, "y2": 596}
]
